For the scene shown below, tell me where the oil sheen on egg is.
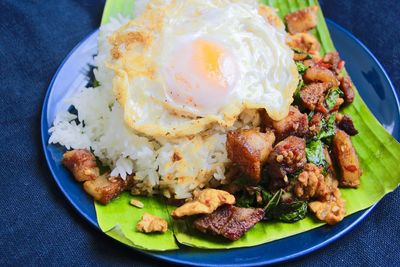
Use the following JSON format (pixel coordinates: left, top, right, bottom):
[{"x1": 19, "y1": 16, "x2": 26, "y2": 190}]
[{"x1": 108, "y1": 0, "x2": 299, "y2": 139}]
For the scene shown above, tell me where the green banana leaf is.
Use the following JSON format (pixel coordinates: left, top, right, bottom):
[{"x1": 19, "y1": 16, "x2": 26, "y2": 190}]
[{"x1": 95, "y1": 0, "x2": 400, "y2": 250}]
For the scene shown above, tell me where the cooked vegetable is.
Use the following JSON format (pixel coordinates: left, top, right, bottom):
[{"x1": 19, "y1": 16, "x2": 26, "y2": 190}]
[
  {"x1": 296, "y1": 61, "x2": 308, "y2": 74},
  {"x1": 306, "y1": 140, "x2": 327, "y2": 168},
  {"x1": 317, "y1": 113, "x2": 336, "y2": 141},
  {"x1": 263, "y1": 189, "x2": 283, "y2": 214},
  {"x1": 266, "y1": 201, "x2": 308, "y2": 223},
  {"x1": 325, "y1": 87, "x2": 344, "y2": 110}
]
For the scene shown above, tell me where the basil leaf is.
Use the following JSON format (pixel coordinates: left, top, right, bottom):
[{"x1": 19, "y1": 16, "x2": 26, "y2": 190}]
[
  {"x1": 325, "y1": 87, "x2": 343, "y2": 110},
  {"x1": 264, "y1": 189, "x2": 283, "y2": 213},
  {"x1": 306, "y1": 139, "x2": 327, "y2": 168},
  {"x1": 295, "y1": 61, "x2": 308, "y2": 74},
  {"x1": 268, "y1": 201, "x2": 308, "y2": 223},
  {"x1": 317, "y1": 113, "x2": 336, "y2": 141}
]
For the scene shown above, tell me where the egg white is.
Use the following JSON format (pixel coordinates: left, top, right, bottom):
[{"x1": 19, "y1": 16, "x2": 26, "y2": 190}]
[{"x1": 107, "y1": 0, "x2": 299, "y2": 139}]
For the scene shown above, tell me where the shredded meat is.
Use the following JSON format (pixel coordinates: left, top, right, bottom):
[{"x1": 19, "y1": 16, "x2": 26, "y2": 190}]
[
  {"x1": 285, "y1": 6, "x2": 319, "y2": 34},
  {"x1": 171, "y1": 189, "x2": 235, "y2": 218},
  {"x1": 309, "y1": 186, "x2": 346, "y2": 225},
  {"x1": 339, "y1": 76, "x2": 355, "y2": 104},
  {"x1": 226, "y1": 129, "x2": 275, "y2": 183},
  {"x1": 83, "y1": 174, "x2": 127, "y2": 205},
  {"x1": 337, "y1": 115, "x2": 358, "y2": 136},
  {"x1": 287, "y1": 32, "x2": 321, "y2": 58},
  {"x1": 136, "y1": 213, "x2": 168, "y2": 233},
  {"x1": 62, "y1": 149, "x2": 99, "y2": 182},
  {"x1": 272, "y1": 106, "x2": 309, "y2": 141},
  {"x1": 266, "y1": 136, "x2": 306, "y2": 189},
  {"x1": 300, "y1": 82, "x2": 332, "y2": 111},
  {"x1": 303, "y1": 66, "x2": 339, "y2": 86},
  {"x1": 193, "y1": 205, "x2": 264, "y2": 241},
  {"x1": 332, "y1": 129, "x2": 362, "y2": 188}
]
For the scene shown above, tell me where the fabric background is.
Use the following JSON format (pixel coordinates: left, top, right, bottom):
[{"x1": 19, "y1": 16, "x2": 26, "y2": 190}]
[{"x1": 0, "y1": 0, "x2": 399, "y2": 266}]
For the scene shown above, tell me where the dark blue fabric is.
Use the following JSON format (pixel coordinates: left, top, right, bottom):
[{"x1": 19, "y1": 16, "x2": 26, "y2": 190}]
[{"x1": 0, "y1": 0, "x2": 399, "y2": 266}]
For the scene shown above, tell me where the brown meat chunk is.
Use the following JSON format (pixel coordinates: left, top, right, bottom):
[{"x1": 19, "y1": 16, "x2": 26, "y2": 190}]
[
  {"x1": 266, "y1": 136, "x2": 306, "y2": 189},
  {"x1": 193, "y1": 205, "x2": 264, "y2": 241},
  {"x1": 303, "y1": 66, "x2": 339, "y2": 86},
  {"x1": 309, "y1": 187, "x2": 345, "y2": 225},
  {"x1": 300, "y1": 82, "x2": 331, "y2": 111},
  {"x1": 171, "y1": 189, "x2": 235, "y2": 218},
  {"x1": 285, "y1": 6, "x2": 319, "y2": 34},
  {"x1": 332, "y1": 129, "x2": 362, "y2": 188},
  {"x1": 308, "y1": 112, "x2": 323, "y2": 136},
  {"x1": 258, "y1": 4, "x2": 284, "y2": 30},
  {"x1": 322, "y1": 51, "x2": 345, "y2": 74},
  {"x1": 83, "y1": 174, "x2": 126, "y2": 205},
  {"x1": 136, "y1": 213, "x2": 168, "y2": 233},
  {"x1": 62, "y1": 149, "x2": 99, "y2": 182},
  {"x1": 227, "y1": 129, "x2": 275, "y2": 183},
  {"x1": 337, "y1": 115, "x2": 358, "y2": 136},
  {"x1": 287, "y1": 33, "x2": 321, "y2": 58},
  {"x1": 272, "y1": 106, "x2": 308, "y2": 141},
  {"x1": 339, "y1": 76, "x2": 355, "y2": 104}
]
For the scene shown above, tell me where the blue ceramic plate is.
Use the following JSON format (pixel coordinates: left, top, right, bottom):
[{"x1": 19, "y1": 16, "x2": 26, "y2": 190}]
[{"x1": 41, "y1": 20, "x2": 400, "y2": 266}]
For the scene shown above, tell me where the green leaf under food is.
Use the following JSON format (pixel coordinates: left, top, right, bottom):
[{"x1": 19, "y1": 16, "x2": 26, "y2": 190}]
[
  {"x1": 306, "y1": 139, "x2": 327, "y2": 168},
  {"x1": 95, "y1": 192, "x2": 178, "y2": 250},
  {"x1": 325, "y1": 87, "x2": 344, "y2": 110},
  {"x1": 96, "y1": 0, "x2": 400, "y2": 250}
]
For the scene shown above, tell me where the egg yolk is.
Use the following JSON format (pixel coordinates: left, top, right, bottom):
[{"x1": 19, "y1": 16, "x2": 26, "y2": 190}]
[{"x1": 165, "y1": 37, "x2": 237, "y2": 113}]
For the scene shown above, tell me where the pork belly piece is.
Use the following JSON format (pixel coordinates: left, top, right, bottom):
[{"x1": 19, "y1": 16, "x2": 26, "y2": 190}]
[
  {"x1": 227, "y1": 129, "x2": 275, "y2": 183},
  {"x1": 337, "y1": 114, "x2": 358, "y2": 136},
  {"x1": 62, "y1": 149, "x2": 99, "y2": 182},
  {"x1": 339, "y1": 76, "x2": 355, "y2": 104},
  {"x1": 300, "y1": 82, "x2": 331, "y2": 111},
  {"x1": 303, "y1": 66, "x2": 339, "y2": 87},
  {"x1": 285, "y1": 6, "x2": 318, "y2": 34},
  {"x1": 136, "y1": 213, "x2": 168, "y2": 233},
  {"x1": 272, "y1": 106, "x2": 308, "y2": 141},
  {"x1": 83, "y1": 174, "x2": 126, "y2": 205},
  {"x1": 332, "y1": 129, "x2": 362, "y2": 188},
  {"x1": 322, "y1": 51, "x2": 345, "y2": 74},
  {"x1": 193, "y1": 205, "x2": 264, "y2": 241},
  {"x1": 287, "y1": 32, "x2": 321, "y2": 57},
  {"x1": 171, "y1": 189, "x2": 235, "y2": 218},
  {"x1": 266, "y1": 136, "x2": 306, "y2": 189}
]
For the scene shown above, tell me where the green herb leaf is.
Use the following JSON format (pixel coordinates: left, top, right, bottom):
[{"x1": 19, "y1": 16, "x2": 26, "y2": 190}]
[
  {"x1": 295, "y1": 61, "x2": 308, "y2": 74},
  {"x1": 306, "y1": 139, "x2": 327, "y2": 168},
  {"x1": 325, "y1": 87, "x2": 343, "y2": 110},
  {"x1": 264, "y1": 189, "x2": 283, "y2": 213},
  {"x1": 267, "y1": 201, "x2": 308, "y2": 223},
  {"x1": 317, "y1": 113, "x2": 336, "y2": 141}
]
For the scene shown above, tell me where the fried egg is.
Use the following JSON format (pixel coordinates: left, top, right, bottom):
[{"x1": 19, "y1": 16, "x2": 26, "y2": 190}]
[{"x1": 107, "y1": 0, "x2": 298, "y2": 139}]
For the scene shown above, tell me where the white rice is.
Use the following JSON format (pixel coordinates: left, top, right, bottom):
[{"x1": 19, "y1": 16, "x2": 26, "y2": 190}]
[{"x1": 48, "y1": 10, "x2": 259, "y2": 199}]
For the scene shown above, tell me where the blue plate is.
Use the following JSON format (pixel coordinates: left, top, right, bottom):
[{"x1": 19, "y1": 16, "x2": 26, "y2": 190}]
[{"x1": 41, "y1": 19, "x2": 400, "y2": 266}]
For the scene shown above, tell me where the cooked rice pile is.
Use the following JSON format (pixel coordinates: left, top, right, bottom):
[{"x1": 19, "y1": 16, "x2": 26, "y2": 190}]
[{"x1": 49, "y1": 14, "x2": 261, "y2": 199}]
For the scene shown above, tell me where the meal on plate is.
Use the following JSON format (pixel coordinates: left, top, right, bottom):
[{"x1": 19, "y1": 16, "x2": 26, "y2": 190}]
[{"x1": 49, "y1": 0, "x2": 362, "y2": 241}]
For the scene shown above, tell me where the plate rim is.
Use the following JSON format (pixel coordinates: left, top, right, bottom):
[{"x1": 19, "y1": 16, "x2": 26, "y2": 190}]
[{"x1": 40, "y1": 18, "x2": 399, "y2": 266}]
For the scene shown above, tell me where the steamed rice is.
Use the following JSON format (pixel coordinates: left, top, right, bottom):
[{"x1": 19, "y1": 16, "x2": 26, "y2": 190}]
[{"x1": 49, "y1": 13, "x2": 259, "y2": 199}]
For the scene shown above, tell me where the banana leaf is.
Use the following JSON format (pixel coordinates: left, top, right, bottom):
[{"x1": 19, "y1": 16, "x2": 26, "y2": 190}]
[{"x1": 95, "y1": 0, "x2": 400, "y2": 250}]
